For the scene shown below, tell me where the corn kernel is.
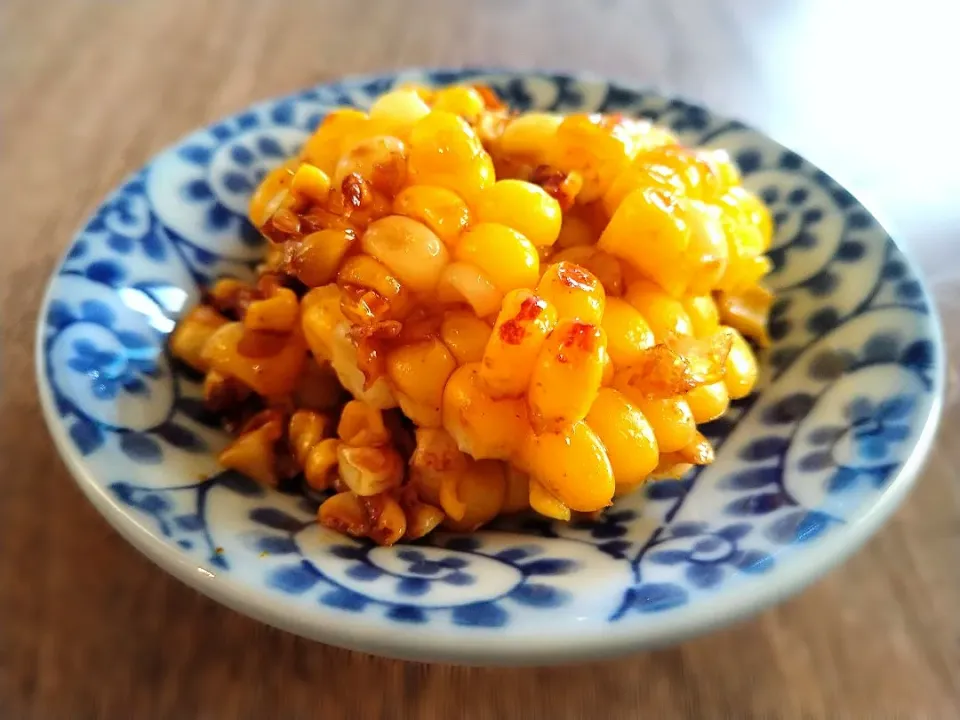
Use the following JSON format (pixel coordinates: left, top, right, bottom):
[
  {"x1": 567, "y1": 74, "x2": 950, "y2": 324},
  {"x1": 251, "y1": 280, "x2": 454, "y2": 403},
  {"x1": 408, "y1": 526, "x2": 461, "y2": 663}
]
[
  {"x1": 202, "y1": 322, "x2": 306, "y2": 397},
  {"x1": 716, "y1": 285, "x2": 773, "y2": 347},
  {"x1": 586, "y1": 388, "x2": 659, "y2": 489},
  {"x1": 685, "y1": 380, "x2": 730, "y2": 423},
  {"x1": 333, "y1": 135, "x2": 407, "y2": 197},
  {"x1": 408, "y1": 110, "x2": 494, "y2": 203},
  {"x1": 289, "y1": 409, "x2": 331, "y2": 465},
  {"x1": 480, "y1": 290, "x2": 557, "y2": 399},
  {"x1": 600, "y1": 297, "x2": 655, "y2": 366},
  {"x1": 337, "y1": 444, "x2": 403, "y2": 496},
  {"x1": 620, "y1": 393, "x2": 696, "y2": 453},
  {"x1": 684, "y1": 199, "x2": 729, "y2": 294},
  {"x1": 522, "y1": 421, "x2": 614, "y2": 511},
  {"x1": 624, "y1": 279, "x2": 693, "y2": 340},
  {"x1": 410, "y1": 427, "x2": 468, "y2": 506},
  {"x1": 385, "y1": 338, "x2": 456, "y2": 427},
  {"x1": 244, "y1": 287, "x2": 299, "y2": 333},
  {"x1": 337, "y1": 255, "x2": 411, "y2": 320},
  {"x1": 402, "y1": 498, "x2": 445, "y2": 540},
  {"x1": 682, "y1": 293, "x2": 720, "y2": 338},
  {"x1": 440, "y1": 311, "x2": 493, "y2": 365},
  {"x1": 528, "y1": 479, "x2": 571, "y2": 521},
  {"x1": 473, "y1": 179, "x2": 562, "y2": 247},
  {"x1": 327, "y1": 322, "x2": 398, "y2": 409},
  {"x1": 304, "y1": 438, "x2": 340, "y2": 490},
  {"x1": 290, "y1": 163, "x2": 331, "y2": 203},
  {"x1": 361, "y1": 215, "x2": 450, "y2": 293},
  {"x1": 442, "y1": 363, "x2": 531, "y2": 461},
  {"x1": 301, "y1": 109, "x2": 370, "y2": 175},
  {"x1": 498, "y1": 112, "x2": 562, "y2": 163},
  {"x1": 291, "y1": 229, "x2": 357, "y2": 287},
  {"x1": 361, "y1": 492, "x2": 408, "y2": 546},
  {"x1": 319, "y1": 491, "x2": 371, "y2": 537},
  {"x1": 602, "y1": 161, "x2": 686, "y2": 217},
  {"x1": 369, "y1": 89, "x2": 432, "y2": 134},
  {"x1": 455, "y1": 223, "x2": 540, "y2": 293},
  {"x1": 436, "y1": 262, "x2": 503, "y2": 318},
  {"x1": 300, "y1": 285, "x2": 344, "y2": 362},
  {"x1": 555, "y1": 212, "x2": 596, "y2": 248},
  {"x1": 548, "y1": 114, "x2": 633, "y2": 203},
  {"x1": 536, "y1": 261, "x2": 605, "y2": 324},
  {"x1": 431, "y1": 86, "x2": 487, "y2": 123},
  {"x1": 338, "y1": 399, "x2": 391, "y2": 447},
  {"x1": 724, "y1": 326, "x2": 759, "y2": 399},
  {"x1": 392, "y1": 185, "x2": 471, "y2": 246},
  {"x1": 170, "y1": 305, "x2": 229, "y2": 372},
  {"x1": 249, "y1": 161, "x2": 298, "y2": 228},
  {"x1": 502, "y1": 466, "x2": 530, "y2": 513},
  {"x1": 218, "y1": 419, "x2": 282, "y2": 486},
  {"x1": 442, "y1": 459, "x2": 507, "y2": 532}
]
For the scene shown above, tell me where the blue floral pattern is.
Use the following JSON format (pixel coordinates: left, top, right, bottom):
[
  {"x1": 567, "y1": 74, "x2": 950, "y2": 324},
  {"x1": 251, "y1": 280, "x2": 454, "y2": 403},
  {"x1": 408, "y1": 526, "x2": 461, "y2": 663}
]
[{"x1": 36, "y1": 70, "x2": 943, "y2": 660}]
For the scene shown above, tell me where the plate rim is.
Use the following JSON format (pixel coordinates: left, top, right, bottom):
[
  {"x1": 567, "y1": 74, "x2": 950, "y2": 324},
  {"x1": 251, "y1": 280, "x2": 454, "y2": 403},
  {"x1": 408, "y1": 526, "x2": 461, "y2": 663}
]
[{"x1": 34, "y1": 66, "x2": 948, "y2": 665}]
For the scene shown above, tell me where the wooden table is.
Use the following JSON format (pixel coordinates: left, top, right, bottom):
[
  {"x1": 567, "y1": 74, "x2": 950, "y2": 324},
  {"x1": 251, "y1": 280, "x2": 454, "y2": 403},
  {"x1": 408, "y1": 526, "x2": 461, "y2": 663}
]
[{"x1": 3, "y1": 1, "x2": 958, "y2": 717}]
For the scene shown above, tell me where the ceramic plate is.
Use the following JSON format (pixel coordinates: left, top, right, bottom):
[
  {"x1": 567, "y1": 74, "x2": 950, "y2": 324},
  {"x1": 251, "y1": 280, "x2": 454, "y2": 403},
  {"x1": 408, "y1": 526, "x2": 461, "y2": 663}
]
[{"x1": 36, "y1": 69, "x2": 944, "y2": 665}]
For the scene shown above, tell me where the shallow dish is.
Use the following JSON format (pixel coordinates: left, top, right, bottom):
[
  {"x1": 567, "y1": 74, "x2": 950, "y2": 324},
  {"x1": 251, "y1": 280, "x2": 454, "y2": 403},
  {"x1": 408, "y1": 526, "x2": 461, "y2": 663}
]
[{"x1": 36, "y1": 69, "x2": 944, "y2": 665}]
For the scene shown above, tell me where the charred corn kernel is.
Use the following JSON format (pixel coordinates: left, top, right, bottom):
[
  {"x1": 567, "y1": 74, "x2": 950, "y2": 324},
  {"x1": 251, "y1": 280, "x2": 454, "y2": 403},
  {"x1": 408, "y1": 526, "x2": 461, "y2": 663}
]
[
  {"x1": 436, "y1": 262, "x2": 502, "y2": 318},
  {"x1": 291, "y1": 229, "x2": 357, "y2": 287},
  {"x1": 337, "y1": 444, "x2": 404, "y2": 496},
  {"x1": 333, "y1": 135, "x2": 407, "y2": 196},
  {"x1": 290, "y1": 163, "x2": 331, "y2": 203},
  {"x1": 249, "y1": 161, "x2": 298, "y2": 228},
  {"x1": 716, "y1": 285, "x2": 773, "y2": 347},
  {"x1": 202, "y1": 369, "x2": 251, "y2": 412},
  {"x1": 327, "y1": 322, "x2": 398, "y2": 409},
  {"x1": 385, "y1": 338, "x2": 456, "y2": 427},
  {"x1": 523, "y1": 421, "x2": 614, "y2": 511},
  {"x1": 677, "y1": 430, "x2": 715, "y2": 465},
  {"x1": 288, "y1": 410, "x2": 331, "y2": 465},
  {"x1": 601, "y1": 297, "x2": 655, "y2": 366},
  {"x1": 201, "y1": 322, "x2": 306, "y2": 397},
  {"x1": 301, "y1": 109, "x2": 370, "y2": 175},
  {"x1": 442, "y1": 459, "x2": 507, "y2": 532},
  {"x1": 368, "y1": 89, "x2": 432, "y2": 132},
  {"x1": 586, "y1": 388, "x2": 659, "y2": 489},
  {"x1": 402, "y1": 499, "x2": 445, "y2": 541},
  {"x1": 473, "y1": 180, "x2": 562, "y2": 247},
  {"x1": 682, "y1": 294, "x2": 721, "y2": 338},
  {"x1": 408, "y1": 110, "x2": 494, "y2": 203},
  {"x1": 548, "y1": 114, "x2": 633, "y2": 203},
  {"x1": 555, "y1": 212, "x2": 596, "y2": 248},
  {"x1": 294, "y1": 359, "x2": 344, "y2": 411},
  {"x1": 218, "y1": 419, "x2": 282, "y2": 486},
  {"x1": 528, "y1": 479, "x2": 571, "y2": 521},
  {"x1": 410, "y1": 428, "x2": 469, "y2": 506},
  {"x1": 685, "y1": 380, "x2": 730, "y2": 423},
  {"x1": 455, "y1": 223, "x2": 540, "y2": 292},
  {"x1": 361, "y1": 215, "x2": 449, "y2": 293},
  {"x1": 684, "y1": 200, "x2": 729, "y2": 294},
  {"x1": 480, "y1": 290, "x2": 557, "y2": 398},
  {"x1": 338, "y1": 400, "x2": 391, "y2": 447},
  {"x1": 431, "y1": 86, "x2": 486, "y2": 123},
  {"x1": 599, "y1": 187, "x2": 691, "y2": 297},
  {"x1": 724, "y1": 326, "x2": 759, "y2": 399},
  {"x1": 361, "y1": 493, "x2": 408, "y2": 546},
  {"x1": 392, "y1": 185, "x2": 471, "y2": 246},
  {"x1": 319, "y1": 491, "x2": 371, "y2": 537},
  {"x1": 503, "y1": 466, "x2": 530, "y2": 513},
  {"x1": 440, "y1": 311, "x2": 493, "y2": 365},
  {"x1": 170, "y1": 305, "x2": 229, "y2": 372},
  {"x1": 498, "y1": 112, "x2": 562, "y2": 162},
  {"x1": 529, "y1": 321, "x2": 607, "y2": 430},
  {"x1": 300, "y1": 285, "x2": 345, "y2": 362},
  {"x1": 337, "y1": 255, "x2": 412, "y2": 320},
  {"x1": 302, "y1": 438, "x2": 340, "y2": 490},
  {"x1": 442, "y1": 363, "x2": 531, "y2": 460},
  {"x1": 244, "y1": 287, "x2": 299, "y2": 333},
  {"x1": 621, "y1": 393, "x2": 696, "y2": 453},
  {"x1": 625, "y1": 279, "x2": 693, "y2": 340},
  {"x1": 536, "y1": 261, "x2": 606, "y2": 324}
]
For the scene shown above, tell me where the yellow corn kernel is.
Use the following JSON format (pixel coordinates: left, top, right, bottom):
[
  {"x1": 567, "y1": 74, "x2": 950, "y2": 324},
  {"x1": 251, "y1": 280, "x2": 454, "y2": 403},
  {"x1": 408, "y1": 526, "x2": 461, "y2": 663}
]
[
  {"x1": 523, "y1": 421, "x2": 614, "y2": 511},
  {"x1": 244, "y1": 287, "x2": 299, "y2": 333},
  {"x1": 333, "y1": 135, "x2": 408, "y2": 196},
  {"x1": 218, "y1": 419, "x2": 282, "y2": 486},
  {"x1": 248, "y1": 161, "x2": 298, "y2": 228},
  {"x1": 368, "y1": 89, "x2": 432, "y2": 134},
  {"x1": 677, "y1": 430, "x2": 715, "y2": 466},
  {"x1": 318, "y1": 491, "x2": 371, "y2": 538},
  {"x1": 337, "y1": 444, "x2": 404, "y2": 496},
  {"x1": 303, "y1": 438, "x2": 340, "y2": 490},
  {"x1": 721, "y1": 186, "x2": 772, "y2": 250},
  {"x1": 290, "y1": 229, "x2": 357, "y2": 287},
  {"x1": 441, "y1": 460, "x2": 507, "y2": 532},
  {"x1": 685, "y1": 380, "x2": 730, "y2": 423},
  {"x1": 455, "y1": 223, "x2": 540, "y2": 293},
  {"x1": 716, "y1": 285, "x2": 773, "y2": 347},
  {"x1": 402, "y1": 498, "x2": 445, "y2": 541},
  {"x1": 407, "y1": 110, "x2": 494, "y2": 204},
  {"x1": 724, "y1": 326, "x2": 759, "y2": 399},
  {"x1": 436, "y1": 262, "x2": 503, "y2": 318},
  {"x1": 503, "y1": 466, "x2": 530, "y2": 513},
  {"x1": 649, "y1": 457, "x2": 694, "y2": 480},
  {"x1": 684, "y1": 200, "x2": 729, "y2": 294},
  {"x1": 624, "y1": 279, "x2": 693, "y2": 340},
  {"x1": 361, "y1": 215, "x2": 450, "y2": 293},
  {"x1": 601, "y1": 297, "x2": 656, "y2": 366},
  {"x1": 410, "y1": 427, "x2": 469, "y2": 506},
  {"x1": 431, "y1": 86, "x2": 487, "y2": 123},
  {"x1": 288, "y1": 409, "x2": 331, "y2": 465},
  {"x1": 362, "y1": 492, "x2": 408, "y2": 546},
  {"x1": 555, "y1": 212, "x2": 597, "y2": 249},
  {"x1": 548, "y1": 114, "x2": 633, "y2": 203},
  {"x1": 621, "y1": 393, "x2": 696, "y2": 453},
  {"x1": 439, "y1": 473, "x2": 466, "y2": 520},
  {"x1": 498, "y1": 112, "x2": 562, "y2": 163},
  {"x1": 479, "y1": 290, "x2": 557, "y2": 398},
  {"x1": 337, "y1": 255, "x2": 412, "y2": 320},
  {"x1": 529, "y1": 479, "x2": 571, "y2": 521},
  {"x1": 290, "y1": 163, "x2": 331, "y2": 203},
  {"x1": 201, "y1": 322, "x2": 306, "y2": 396},
  {"x1": 300, "y1": 285, "x2": 345, "y2": 362},
  {"x1": 598, "y1": 187, "x2": 691, "y2": 297},
  {"x1": 326, "y1": 322, "x2": 398, "y2": 409},
  {"x1": 392, "y1": 185, "x2": 471, "y2": 246},
  {"x1": 586, "y1": 388, "x2": 659, "y2": 489},
  {"x1": 301, "y1": 109, "x2": 370, "y2": 175},
  {"x1": 442, "y1": 363, "x2": 531, "y2": 461},
  {"x1": 536, "y1": 261, "x2": 606, "y2": 324},
  {"x1": 338, "y1": 400, "x2": 391, "y2": 447},
  {"x1": 473, "y1": 179, "x2": 563, "y2": 247},
  {"x1": 529, "y1": 320, "x2": 607, "y2": 430},
  {"x1": 682, "y1": 293, "x2": 720, "y2": 338},
  {"x1": 170, "y1": 305, "x2": 229, "y2": 372},
  {"x1": 385, "y1": 338, "x2": 457, "y2": 427},
  {"x1": 602, "y1": 161, "x2": 687, "y2": 218},
  {"x1": 440, "y1": 310, "x2": 493, "y2": 365}
]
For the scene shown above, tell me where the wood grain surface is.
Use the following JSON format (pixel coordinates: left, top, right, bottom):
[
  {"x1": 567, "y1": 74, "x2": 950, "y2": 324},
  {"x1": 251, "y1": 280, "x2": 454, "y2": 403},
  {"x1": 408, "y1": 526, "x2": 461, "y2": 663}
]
[{"x1": 2, "y1": 1, "x2": 958, "y2": 717}]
